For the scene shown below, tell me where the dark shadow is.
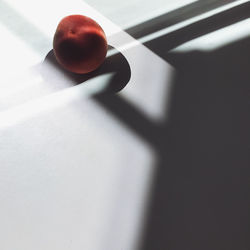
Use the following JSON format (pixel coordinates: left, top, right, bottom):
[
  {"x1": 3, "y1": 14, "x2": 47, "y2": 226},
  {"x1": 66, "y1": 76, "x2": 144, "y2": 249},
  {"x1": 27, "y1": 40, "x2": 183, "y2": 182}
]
[
  {"x1": 126, "y1": 0, "x2": 239, "y2": 40},
  {"x1": 144, "y1": 0, "x2": 250, "y2": 59},
  {"x1": 41, "y1": 46, "x2": 131, "y2": 93},
  {"x1": 94, "y1": 9, "x2": 250, "y2": 250},
  {"x1": 137, "y1": 35, "x2": 250, "y2": 250}
]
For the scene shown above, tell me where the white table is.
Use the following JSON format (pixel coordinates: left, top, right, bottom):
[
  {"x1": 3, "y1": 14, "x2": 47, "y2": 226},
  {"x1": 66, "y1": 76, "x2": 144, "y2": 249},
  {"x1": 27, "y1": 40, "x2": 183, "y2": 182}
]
[{"x1": 0, "y1": 0, "x2": 249, "y2": 249}]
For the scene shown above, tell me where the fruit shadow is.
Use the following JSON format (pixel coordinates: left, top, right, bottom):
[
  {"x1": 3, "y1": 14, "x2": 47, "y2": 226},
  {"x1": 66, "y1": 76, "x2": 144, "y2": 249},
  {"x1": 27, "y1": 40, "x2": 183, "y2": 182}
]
[{"x1": 41, "y1": 45, "x2": 131, "y2": 94}]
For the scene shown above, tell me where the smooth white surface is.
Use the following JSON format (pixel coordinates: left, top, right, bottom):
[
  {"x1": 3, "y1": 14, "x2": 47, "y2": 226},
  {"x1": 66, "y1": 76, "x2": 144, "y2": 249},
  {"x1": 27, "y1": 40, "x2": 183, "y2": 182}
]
[{"x1": 0, "y1": 0, "x2": 173, "y2": 249}]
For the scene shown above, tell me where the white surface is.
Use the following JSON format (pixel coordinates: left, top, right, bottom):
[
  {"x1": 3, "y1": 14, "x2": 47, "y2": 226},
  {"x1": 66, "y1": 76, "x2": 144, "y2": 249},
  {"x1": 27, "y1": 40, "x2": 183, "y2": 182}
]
[{"x1": 0, "y1": 0, "x2": 173, "y2": 249}]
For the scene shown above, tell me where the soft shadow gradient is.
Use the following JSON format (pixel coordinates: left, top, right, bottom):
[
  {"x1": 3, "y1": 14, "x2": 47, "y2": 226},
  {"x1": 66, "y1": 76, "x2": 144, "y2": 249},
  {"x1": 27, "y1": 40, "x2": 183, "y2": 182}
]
[
  {"x1": 137, "y1": 34, "x2": 250, "y2": 250},
  {"x1": 130, "y1": 1, "x2": 250, "y2": 59},
  {"x1": 93, "y1": 3, "x2": 250, "y2": 250},
  {"x1": 126, "y1": 0, "x2": 239, "y2": 40}
]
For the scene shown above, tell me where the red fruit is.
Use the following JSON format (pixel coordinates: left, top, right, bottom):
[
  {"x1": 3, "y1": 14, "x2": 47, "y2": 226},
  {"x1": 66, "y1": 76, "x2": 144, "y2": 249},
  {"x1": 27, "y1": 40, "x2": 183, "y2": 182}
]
[{"x1": 53, "y1": 15, "x2": 108, "y2": 74}]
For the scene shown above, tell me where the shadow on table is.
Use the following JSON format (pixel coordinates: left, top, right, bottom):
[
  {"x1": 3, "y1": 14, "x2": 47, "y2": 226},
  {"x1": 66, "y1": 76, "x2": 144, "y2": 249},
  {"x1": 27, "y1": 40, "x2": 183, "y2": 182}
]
[
  {"x1": 143, "y1": 0, "x2": 250, "y2": 60},
  {"x1": 93, "y1": 2, "x2": 250, "y2": 250},
  {"x1": 137, "y1": 35, "x2": 250, "y2": 250},
  {"x1": 41, "y1": 46, "x2": 131, "y2": 94},
  {"x1": 125, "y1": 0, "x2": 239, "y2": 41}
]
